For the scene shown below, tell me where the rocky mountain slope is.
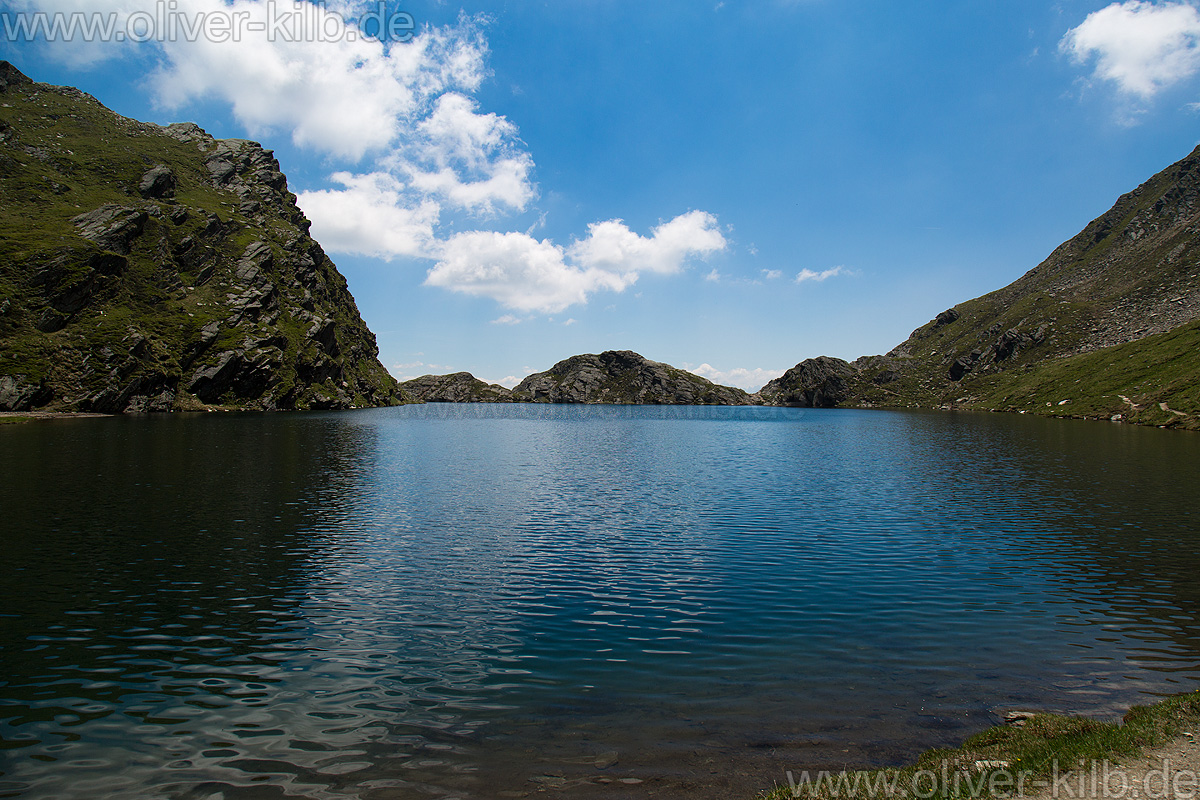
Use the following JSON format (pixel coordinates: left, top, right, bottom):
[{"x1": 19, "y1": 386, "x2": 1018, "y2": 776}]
[
  {"x1": 0, "y1": 62, "x2": 405, "y2": 412},
  {"x1": 513, "y1": 350, "x2": 753, "y2": 405},
  {"x1": 765, "y1": 143, "x2": 1200, "y2": 428},
  {"x1": 399, "y1": 372, "x2": 514, "y2": 403}
]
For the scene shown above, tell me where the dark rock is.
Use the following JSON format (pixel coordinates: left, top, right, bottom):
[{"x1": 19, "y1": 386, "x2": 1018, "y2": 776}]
[
  {"x1": 993, "y1": 329, "x2": 1025, "y2": 361},
  {"x1": 187, "y1": 350, "x2": 245, "y2": 403},
  {"x1": 85, "y1": 372, "x2": 177, "y2": 413},
  {"x1": 137, "y1": 165, "x2": 176, "y2": 199},
  {"x1": 757, "y1": 356, "x2": 856, "y2": 407},
  {"x1": 72, "y1": 205, "x2": 148, "y2": 254},
  {"x1": 0, "y1": 62, "x2": 31, "y2": 93},
  {"x1": 934, "y1": 308, "x2": 960, "y2": 326},
  {"x1": 36, "y1": 308, "x2": 67, "y2": 333},
  {"x1": 949, "y1": 356, "x2": 974, "y2": 381},
  {"x1": 0, "y1": 374, "x2": 50, "y2": 411},
  {"x1": 307, "y1": 317, "x2": 339, "y2": 356}
]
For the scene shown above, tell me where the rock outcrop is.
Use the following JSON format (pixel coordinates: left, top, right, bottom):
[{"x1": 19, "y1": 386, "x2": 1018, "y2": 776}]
[
  {"x1": 756, "y1": 356, "x2": 856, "y2": 407},
  {"x1": 0, "y1": 63, "x2": 406, "y2": 412},
  {"x1": 400, "y1": 372, "x2": 514, "y2": 403},
  {"x1": 512, "y1": 350, "x2": 753, "y2": 405}
]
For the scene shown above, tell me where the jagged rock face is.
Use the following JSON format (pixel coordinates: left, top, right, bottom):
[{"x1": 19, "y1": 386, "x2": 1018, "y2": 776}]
[
  {"x1": 400, "y1": 372, "x2": 514, "y2": 403},
  {"x1": 513, "y1": 350, "x2": 753, "y2": 405},
  {"x1": 0, "y1": 63, "x2": 405, "y2": 412},
  {"x1": 756, "y1": 356, "x2": 856, "y2": 407}
]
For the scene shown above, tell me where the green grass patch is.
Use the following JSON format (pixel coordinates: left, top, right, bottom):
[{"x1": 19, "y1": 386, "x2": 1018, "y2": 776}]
[
  {"x1": 761, "y1": 692, "x2": 1200, "y2": 800},
  {"x1": 967, "y1": 320, "x2": 1200, "y2": 429}
]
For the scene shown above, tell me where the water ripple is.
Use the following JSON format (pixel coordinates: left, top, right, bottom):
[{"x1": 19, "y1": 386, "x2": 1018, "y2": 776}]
[{"x1": 1, "y1": 407, "x2": 1199, "y2": 798}]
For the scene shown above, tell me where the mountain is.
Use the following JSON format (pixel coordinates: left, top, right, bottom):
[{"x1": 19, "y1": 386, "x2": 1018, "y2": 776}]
[
  {"x1": 0, "y1": 62, "x2": 406, "y2": 412},
  {"x1": 768, "y1": 144, "x2": 1200, "y2": 429},
  {"x1": 512, "y1": 350, "x2": 753, "y2": 405},
  {"x1": 756, "y1": 356, "x2": 858, "y2": 408},
  {"x1": 399, "y1": 372, "x2": 514, "y2": 403}
]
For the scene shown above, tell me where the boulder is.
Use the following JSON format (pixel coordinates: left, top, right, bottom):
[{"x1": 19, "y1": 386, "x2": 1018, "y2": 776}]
[{"x1": 137, "y1": 165, "x2": 177, "y2": 199}]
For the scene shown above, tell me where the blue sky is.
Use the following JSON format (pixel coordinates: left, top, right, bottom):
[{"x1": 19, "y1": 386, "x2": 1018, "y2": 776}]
[{"x1": 6, "y1": 0, "x2": 1200, "y2": 389}]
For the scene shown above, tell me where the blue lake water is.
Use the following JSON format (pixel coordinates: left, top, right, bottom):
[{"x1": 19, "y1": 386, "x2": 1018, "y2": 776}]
[{"x1": 1, "y1": 404, "x2": 1199, "y2": 799}]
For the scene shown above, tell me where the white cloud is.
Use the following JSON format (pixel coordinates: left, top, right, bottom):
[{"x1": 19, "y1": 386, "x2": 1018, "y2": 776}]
[
  {"x1": 297, "y1": 172, "x2": 439, "y2": 260},
  {"x1": 686, "y1": 364, "x2": 784, "y2": 392},
  {"x1": 404, "y1": 92, "x2": 536, "y2": 212},
  {"x1": 23, "y1": 0, "x2": 724, "y2": 312},
  {"x1": 705, "y1": 268, "x2": 723, "y2": 282},
  {"x1": 567, "y1": 211, "x2": 726, "y2": 275},
  {"x1": 762, "y1": 269, "x2": 784, "y2": 280},
  {"x1": 426, "y1": 213, "x2": 727, "y2": 313},
  {"x1": 147, "y1": 1, "x2": 488, "y2": 161},
  {"x1": 491, "y1": 314, "x2": 524, "y2": 325},
  {"x1": 1062, "y1": 1, "x2": 1200, "y2": 99},
  {"x1": 426, "y1": 231, "x2": 628, "y2": 313},
  {"x1": 795, "y1": 265, "x2": 849, "y2": 283},
  {"x1": 20, "y1": 0, "x2": 530, "y2": 219}
]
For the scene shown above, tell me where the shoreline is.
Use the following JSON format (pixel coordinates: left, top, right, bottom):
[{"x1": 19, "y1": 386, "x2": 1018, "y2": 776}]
[
  {"x1": 1, "y1": 403, "x2": 1195, "y2": 433},
  {"x1": 763, "y1": 692, "x2": 1200, "y2": 800},
  {"x1": 0, "y1": 410, "x2": 113, "y2": 422}
]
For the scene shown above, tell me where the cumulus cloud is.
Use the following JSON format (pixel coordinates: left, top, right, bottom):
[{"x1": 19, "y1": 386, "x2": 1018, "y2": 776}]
[
  {"x1": 20, "y1": 0, "x2": 725, "y2": 312},
  {"x1": 1062, "y1": 1, "x2": 1200, "y2": 98},
  {"x1": 490, "y1": 314, "x2": 524, "y2": 325},
  {"x1": 567, "y1": 211, "x2": 726, "y2": 275},
  {"x1": 16, "y1": 1, "x2": 530, "y2": 208},
  {"x1": 297, "y1": 172, "x2": 439, "y2": 259},
  {"x1": 12, "y1": 0, "x2": 488, "y2": 161},
  {"x1": 795, "y1": 266, "x2": 849, "y2": 283},
  {"x1": 426, "y1": 214, "x2": 727, "y2": 313},
  {"x1": 403, "y1": 92, "x2": 536, "y2": 212},
  {"x1": 686, "y1": 364, "x2": 783, "y2": 393}
]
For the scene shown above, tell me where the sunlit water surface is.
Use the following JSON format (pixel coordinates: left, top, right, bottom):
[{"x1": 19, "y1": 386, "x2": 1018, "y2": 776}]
[{"x1": 1, "y1": 405, "x2": 1199, "y2": 799}]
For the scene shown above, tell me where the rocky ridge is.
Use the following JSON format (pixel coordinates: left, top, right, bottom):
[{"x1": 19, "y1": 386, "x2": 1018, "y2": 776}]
[
  {"x1": 512, "y1": 350, "x2": 754, "y2": 405},
  {"x1": 756, "y1": 356, "x2": 858, "y2": 407},
  {"x1": 399, "y1": 372, "x2": 514, "y2": 403},
  {"x1": 0, "y1": 63, "x2": 405, "y2": 412}
]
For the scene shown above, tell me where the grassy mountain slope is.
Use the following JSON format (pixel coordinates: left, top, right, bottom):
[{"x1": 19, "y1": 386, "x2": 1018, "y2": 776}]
[
  {"x1": 0, "y1": 62, "x2": 405, "y2": 412},
  {"x1": 773, "y1": 144, "x2": 1200, "y2": 429}
]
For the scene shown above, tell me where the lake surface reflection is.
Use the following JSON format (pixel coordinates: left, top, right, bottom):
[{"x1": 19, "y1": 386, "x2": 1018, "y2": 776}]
[{"x1": 1, "y1": 405, "x2": 1199, "y2": 799}]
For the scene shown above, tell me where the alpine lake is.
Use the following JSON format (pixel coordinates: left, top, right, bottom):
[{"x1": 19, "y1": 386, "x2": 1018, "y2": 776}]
[{"x1": 2, "y1": 404, "x2": 1199, "y2": 799}]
